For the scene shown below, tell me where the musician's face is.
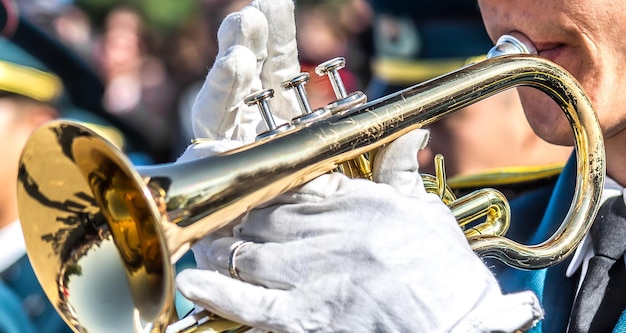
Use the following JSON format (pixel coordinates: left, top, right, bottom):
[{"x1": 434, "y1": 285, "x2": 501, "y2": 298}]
[{"x1": 477, "y1": 0, "x2": 626, "y2": 146}]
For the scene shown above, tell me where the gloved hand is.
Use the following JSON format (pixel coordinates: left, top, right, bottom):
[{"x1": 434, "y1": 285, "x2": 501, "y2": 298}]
[
  {"x1": 175, "y1": 0, "x2": 304, "y2": 268},
  {"x1": 176, "y1": 0, "x2": 543, "y2": 331},
  {"x1": 177, "y1": 132, "x2": 543, "y2": 332},
  {"x1": 188, "y1": 0, "x2": 300, "y2": 143}
]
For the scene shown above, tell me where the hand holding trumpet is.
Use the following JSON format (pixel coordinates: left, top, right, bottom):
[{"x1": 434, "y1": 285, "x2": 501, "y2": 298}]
[{"x1": 175, "y1": 0, "x2": 543, "y2": 331}]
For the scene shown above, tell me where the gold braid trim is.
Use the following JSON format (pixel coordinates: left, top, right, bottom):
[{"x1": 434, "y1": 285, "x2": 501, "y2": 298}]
[
  {"x1": 372, "y1": 55, "x2": 487, "y2": 84},
  {"x1": 0, "y1": 60, "x2": 63, "y2": 102}
]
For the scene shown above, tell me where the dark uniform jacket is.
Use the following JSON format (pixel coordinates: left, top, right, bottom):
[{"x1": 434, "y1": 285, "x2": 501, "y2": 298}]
[{"x1": 491, "y1": 154, "x2": 626, "y2": 332}]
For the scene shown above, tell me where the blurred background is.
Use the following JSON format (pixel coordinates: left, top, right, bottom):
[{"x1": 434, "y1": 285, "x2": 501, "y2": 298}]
[
  {"x1": 16, "y1": 0, "x2": 373, "y2": 164},
  {"x1": 16, "y1": 0, "x2": 571, "y2": 178}
]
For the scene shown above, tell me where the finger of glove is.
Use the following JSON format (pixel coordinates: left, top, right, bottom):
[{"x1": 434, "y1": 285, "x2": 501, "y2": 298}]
[
  {"x1": 372, "y1": 129, "x2": 430, "y2": 197},
  {"x1": 198, "y1": 237, "x2": 302, "y2": 289},
  {"x1": 255, "y1": 173, "x2": 361, "y2": 208},
  {"x1": 192, "y1": 174, "x2": 365, "y2": 270},
  {"x1": 216, "y1": 6, "x2": 268, "y2": 72},
  {"x1": 176, "y1": 269, "x2": 356, "y2": 332},
  {"x1": 198, "y1": 234, "x2": 362, "y2": 290},
  {"x1": 192, "y1": 5, "x2": 269, "y2": 142},
  {"x1": 189, "y1": 220, "x2": 241, "y2": 270},
  {"x1": 250, "y1": 0, "x2": 301, "y2": 121},
  {"x1": 192, "y1": 45, "x2": 262, "y2": 142},
  {"x1": 176, "y1": 269, "x2": 295, "y2": 332},
  {"x1": 210, "y1": 182, "x2": 468, "y2": 288}
]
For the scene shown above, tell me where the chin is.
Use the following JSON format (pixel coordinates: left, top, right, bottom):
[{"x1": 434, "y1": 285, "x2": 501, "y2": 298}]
[{"x1": 518, "y1": 87, "x2": 575, "y2": 146}]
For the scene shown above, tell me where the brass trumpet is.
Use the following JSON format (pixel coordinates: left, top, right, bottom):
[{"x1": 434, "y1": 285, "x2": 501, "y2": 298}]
[{"x1": 16, "y1": 35, "x2": 605, "y2": 332}]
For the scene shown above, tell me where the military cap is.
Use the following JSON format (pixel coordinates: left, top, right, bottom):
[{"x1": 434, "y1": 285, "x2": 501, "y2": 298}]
[{"x1": 368, "y1": 0, "x2": 493, "y2": 85}]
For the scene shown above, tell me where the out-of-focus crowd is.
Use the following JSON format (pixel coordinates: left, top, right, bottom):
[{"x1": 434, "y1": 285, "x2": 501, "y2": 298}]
[
  {"x1": 19, "y1": 0, "x2": 373, "y2": 164},
  {"x1": 17, "y1": 0, "x2": 574, "y2": 179}
]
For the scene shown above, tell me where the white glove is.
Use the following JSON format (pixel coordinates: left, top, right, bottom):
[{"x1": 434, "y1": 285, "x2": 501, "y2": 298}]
[
  {"x1": 176, "y1": 0, "x2": 303, "y2": 268},
  {"x1": 177, "y1": 131, "x2": 543, "y2": 332},
  {"x1": 189, "y1": 0, "x2": 300, "y2": 143},
  {"x1": 177, "y1": 0, "x2": 543, "y2": 331}
]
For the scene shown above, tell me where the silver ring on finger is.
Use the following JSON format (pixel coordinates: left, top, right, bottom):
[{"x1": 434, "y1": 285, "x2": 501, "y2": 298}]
[{"x1": 228, "y1": 240, "x2": 253, "y2": 281}]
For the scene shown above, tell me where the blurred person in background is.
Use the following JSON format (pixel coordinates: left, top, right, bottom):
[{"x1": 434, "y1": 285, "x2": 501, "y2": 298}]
[
  {"x1": 15, "y1": 0, "x2": 199, "y2": 162},
  {"x1": 0, "y1": 11, "x2": 138, "y2": 333},
  {"x1": 14, "y1": 0, "x2": 95, "y2": 64},
  {"x1": 294, "y1": 1, "x2": 367, "y2": 109},
  {"x1": 366, "y1": 0, "x2": 572, "y2": 198},
  {"x1": 0, "y1": 4, "x2": 196, "y2": 331},
  {"x1": 51, "y1": 5, "x2": 95, "y2": 64},
  {"x1": 93, "y1": 5, "x2": 178, "y2": 163},
  {"x1": 0, "y1": 39, "x2": 73, "y2": 333}
]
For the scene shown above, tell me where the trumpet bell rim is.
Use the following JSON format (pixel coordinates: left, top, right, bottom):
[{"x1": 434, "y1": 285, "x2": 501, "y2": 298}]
[{"x1": 17, "y1": 120, "x2": 175, "y2": 332}]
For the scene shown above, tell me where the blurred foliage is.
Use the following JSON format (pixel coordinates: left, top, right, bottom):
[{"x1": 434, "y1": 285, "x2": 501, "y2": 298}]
[{"x1": 74, "y1": 0, "x2": 198, "y2": 33}]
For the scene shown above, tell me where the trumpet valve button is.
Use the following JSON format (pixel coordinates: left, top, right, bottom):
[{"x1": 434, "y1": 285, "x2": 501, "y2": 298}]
[
  {"x1": 281, "y1": 72, "x2": 313, "y2": 116},
  {"x1": 244, "y1": 88, "x2": 274, "y2": 105},
  {"x1": 315, "y1": 57, "x2": 348, "y2": 99},
  {"x1": 315, "y1": 57, "x2": 346, "y2": 75},
  {"x1": 245, "y1": 88, "x2": 277, "y2": 131},
  {"x1": 281, "y1": 72, "x2": 310, "y2": 89}
]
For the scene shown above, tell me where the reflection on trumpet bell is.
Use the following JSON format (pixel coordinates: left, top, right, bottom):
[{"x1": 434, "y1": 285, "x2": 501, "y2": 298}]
[
  {"x1": 16, "y1": 42, "x2": 605, "y2": 333},
  {"x1": 17, "y1": 123, "x2": 178, "y2": 332}
]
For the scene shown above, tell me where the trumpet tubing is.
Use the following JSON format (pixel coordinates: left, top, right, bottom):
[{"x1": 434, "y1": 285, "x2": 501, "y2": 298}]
[{"x1": 17, "y1": 52, "x2": 604, "y2": 332}]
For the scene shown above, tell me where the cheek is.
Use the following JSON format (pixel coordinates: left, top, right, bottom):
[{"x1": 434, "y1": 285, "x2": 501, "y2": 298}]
[
  {"x1": 476, "y1": 0, "x2": 515, "y2": 42},
  {"x1": 517, "y1": 87, "x2": 574, "y2": 145},
  {"x1": 567, "y1": 54, "x2": 626, "y2": 140}
]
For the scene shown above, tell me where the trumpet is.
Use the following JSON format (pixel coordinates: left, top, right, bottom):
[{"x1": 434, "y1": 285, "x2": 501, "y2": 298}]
[{"x1": 16, "y1": 34, "x2": 605, "y2": 332}]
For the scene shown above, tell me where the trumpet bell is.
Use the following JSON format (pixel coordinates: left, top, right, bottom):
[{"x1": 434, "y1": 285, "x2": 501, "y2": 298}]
[{"x1": 17, "y1": 123, "x2": 175, "y2": 332}]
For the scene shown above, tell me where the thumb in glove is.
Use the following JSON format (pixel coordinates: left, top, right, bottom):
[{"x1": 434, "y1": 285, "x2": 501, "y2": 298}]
[{"x1": 372, "y1": 128, "x2": 430, "y2": 196}]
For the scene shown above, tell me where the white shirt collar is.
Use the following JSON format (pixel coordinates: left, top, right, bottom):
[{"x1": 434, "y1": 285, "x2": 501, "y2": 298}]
[
  {"x1": 566, "y1": 176, "x2": 625, "y2": 278},
  {"x1": 0, "y1": 220, "x2": 26, "y2": 272}
]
